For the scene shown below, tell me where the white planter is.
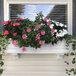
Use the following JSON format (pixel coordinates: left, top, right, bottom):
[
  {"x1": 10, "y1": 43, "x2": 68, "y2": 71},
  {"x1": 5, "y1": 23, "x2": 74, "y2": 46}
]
[{"x1": 5, "y1": 40, "x2": 68, "y2": 54}]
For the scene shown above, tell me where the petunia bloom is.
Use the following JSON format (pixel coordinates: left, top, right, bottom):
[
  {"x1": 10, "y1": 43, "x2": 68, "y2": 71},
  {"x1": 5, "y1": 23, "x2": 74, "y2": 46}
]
[
  {"x1": 36, "y1": 24, "x2": 40, "y2": 28},
  {"x1": 26, "y1": 28, "x2": 31, "y2": 33},
  {"x1": 3, "y1": 21, "x2": 8, "y2": 25},
  {"x1": 22, "y1": 47, "x2": 26, "y2": 52},
  {"x1": 34, "y1": 27, "x2": 39, "y2": 31},
  {"x1": 47, "y1": 21, "x2": 51, "y2": 26},
  {"x1": 19, "y1": 17, "x2": 24, "y2": 20},
  {"x1": 41, "y1": 30, "x2": 46, "y2": 35},
  {"x1": 51, "y1": 29, "x2": 55, "y2": 35},
  {"x1": 4, "y1": 30, "x2": 9, "y2": 35},
  {"x1": 22, "y1": 34, "x2": 27, "y2": 39},
  {"x1": 39, "y1": 40, "x2": 45, "y2": 45},
  {"x1": 12, "y1": 40, "x2": 18, "y2": 47},
  {"x1": 43, "y1": 17, "x2": 47, "y2": 21},
  {"x1": 13, "y1": 32, "x2": 17, "y2": 36},
  {"x1": 36, "y1": 33, "x2": 40, "y2": 40},
  {"x1": 13, "y1": 23, "x2": 20, "y2": 26},
  {"x1": 8, "y1": 20, "x2": 11, "y2": 22},
  {"x1": 14, "y1": 19, "x2": 17, "y2": 21}
]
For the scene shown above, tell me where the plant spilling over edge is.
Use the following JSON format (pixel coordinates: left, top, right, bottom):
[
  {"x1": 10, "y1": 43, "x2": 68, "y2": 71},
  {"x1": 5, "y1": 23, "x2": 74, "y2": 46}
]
[{"x1": 3, "y1": 13, "x2": 68, "y2": 52}]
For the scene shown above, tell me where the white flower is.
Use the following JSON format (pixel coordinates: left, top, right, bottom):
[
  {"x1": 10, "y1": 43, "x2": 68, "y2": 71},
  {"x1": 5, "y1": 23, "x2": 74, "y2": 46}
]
[
  {"x1": 55, "y1": 30, "x2": 57, "y2": 32},
  {"x1": 63, "y1": 29, "x2": 68, "y2": 34},
  {"x1": 49, "y1": 24, "x2": 54, "y2": 29},
  {"x1": 56, "y1": 29, "x2": 68, "y2": 37},
  {"x1": 64, "y1": 25, "x2": 67, "y2": 28},
  {"x1": 59, "y1": 23, "x2": 64, "y2": 27},
  {"x1": 56, "y1": 22, "x2": 59, "y2": 26},
  {"x1": 46, "y1": 20, "x2": 50, "y2": 22}
]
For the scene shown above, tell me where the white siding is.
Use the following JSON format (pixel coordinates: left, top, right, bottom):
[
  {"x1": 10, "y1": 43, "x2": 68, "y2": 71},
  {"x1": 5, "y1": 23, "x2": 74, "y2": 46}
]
[{"x1": 2, "y1": 54, "x2": 69, "y2": 76}]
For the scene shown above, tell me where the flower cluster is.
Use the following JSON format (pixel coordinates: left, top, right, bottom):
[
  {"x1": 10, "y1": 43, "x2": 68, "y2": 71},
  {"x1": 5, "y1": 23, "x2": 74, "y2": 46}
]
[{"x1": 3, "y1": 15, "x2": 67, "y2": 52}]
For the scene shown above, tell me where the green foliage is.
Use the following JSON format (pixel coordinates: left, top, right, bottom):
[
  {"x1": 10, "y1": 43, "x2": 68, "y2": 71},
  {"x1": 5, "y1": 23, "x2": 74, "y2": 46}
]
[
  {"x1": 65, "y1": 35, "x2": 76, "y2": 76},
  {"x1": 0, "y1": 32, "x2": 8, "y2": 75},
  {"x1": 3, "y1": 13, "x2": 67, "y2": 49}
]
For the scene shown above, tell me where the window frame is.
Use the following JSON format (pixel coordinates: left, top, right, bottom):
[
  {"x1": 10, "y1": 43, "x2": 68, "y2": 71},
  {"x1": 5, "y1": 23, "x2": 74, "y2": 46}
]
[{"x1": 4, "y1": 0, "x2": 73, "y2": 35}]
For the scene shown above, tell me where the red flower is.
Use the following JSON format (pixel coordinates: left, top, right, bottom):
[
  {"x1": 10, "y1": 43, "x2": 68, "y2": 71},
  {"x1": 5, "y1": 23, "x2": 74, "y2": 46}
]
[
  {"x1": 16, "y1": 23, "x2": 20, "y2": 26},
  {"x1": 19, "y1": 17, "x2": 24, "y2": 20},
  {"x1": 13, "y1": 32, "x2": 17, "y2": 36},
  {"x1": 8, "y1": 20, "x2": 11, "y2": 22},
  {"x1": 22, "y1": 47, "x2": 26, "y2": 52},
  {"x1": 3, "y1": 21, "x2": 8, "y2": 25},
  {"x1": 13, "y1": 23, "x2": 20, "y2": 26},
  {"x1": 11, "y1": 23, "x2": 13, "y2": 25},
  {"x1": 4, "y1": 30, "x2": 9, "y2": 35},
  {"x1": 13, "y1": 23, "x2": 16, "y2": 26},
  {"x1": 14, "y1": 19, "x2": 17, "y2": 21}
]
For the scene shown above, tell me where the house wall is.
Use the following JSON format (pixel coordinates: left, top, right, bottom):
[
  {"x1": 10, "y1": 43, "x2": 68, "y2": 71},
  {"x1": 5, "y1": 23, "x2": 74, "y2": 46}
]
[
  {"x1": 73, "y1": 0, "x2": 76, "y2": 35},
  {"x1": 0, "y1": 0, "x2": 4, "y2": 31},
  {"x1": 2, "y1": 54, "x2": 68, "y2": 76}
]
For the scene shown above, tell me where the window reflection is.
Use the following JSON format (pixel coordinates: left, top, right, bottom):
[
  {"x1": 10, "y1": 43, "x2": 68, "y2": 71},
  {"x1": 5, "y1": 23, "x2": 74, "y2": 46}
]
[{"x1": 9, "y1": 4, "x2": 67, "y2": 25}]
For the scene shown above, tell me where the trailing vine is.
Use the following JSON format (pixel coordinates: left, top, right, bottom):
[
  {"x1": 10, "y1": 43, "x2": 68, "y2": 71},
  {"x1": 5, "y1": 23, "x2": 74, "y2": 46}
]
[
  {"x1": 0, "y1": 32, "x2": 8, "y2": 75},
  {"x1": 65, "y1": 35, "x2": 76, "y2": 76}
]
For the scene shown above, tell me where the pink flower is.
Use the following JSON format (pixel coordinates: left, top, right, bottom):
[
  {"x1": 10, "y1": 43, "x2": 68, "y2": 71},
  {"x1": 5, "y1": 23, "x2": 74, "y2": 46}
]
[
  {"x1": 43, "y1": 17, "x2": 47, "y2": 21},
  {"x1": 36, "y1": 33, "x2": 40, "y2": 40},
  {"x1": 51, "y1": 29, "x2": 55, "y2": 35},
  {"x1": 19, "y1": 17, "x2": 24, "y2": 20},
  {"x1": 22, "y1": 47, "x2": 26, "y2": 52},
  {"x1": 13, "y1": 32, "x2": 17, "y2": 36},
  {"x1": 26, "y1": 28, "x2": 31, "y2": 33},
  {"x1": 39, "y1": 40, "x2": 45, "y2": 45},
  {"x1": 36, "y1": 24, "x2": 40, "y2": 28},
  {"x1": 8, "y1": 20, "x2": 11, "y2": 22},
  {"x1": 47, "y1": 21, "x2": 51, "y2": 26},
  {"x1": 41, "y1": 30, "x2": 46, "y2": 35},
  {"x1": 13, "y1": 23, "x2": 20, "y2": 26},
  {"x1": 22, "y1": 34, "x2": 27, "y2": 39},
  {"x1": 13, "y1": 23, "x2": 16, "y2": 26},
  {"x1": 12, "y1": 40, "x2": 18, "y2": 47},
  {"x1": 11, "y1": 23, "x2": 13, "y2": 25},
  {"x1": 4, "y1": 30, "x2": 9, "y2": 35},
  {"x1": 16, "y1": 23, "x2": 20, "y2": 26},
  {"x1": 14, "y1": 19, "x2": 17, "y2": 21},
  {"x1": 34, "y1": 28, "x2": 39, "y2": 31},
  {"x1": 3, "y1": 21, "x2": 8, "y2": 25}
]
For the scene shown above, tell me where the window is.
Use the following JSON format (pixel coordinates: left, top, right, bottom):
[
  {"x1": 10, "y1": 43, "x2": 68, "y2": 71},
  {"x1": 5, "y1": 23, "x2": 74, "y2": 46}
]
[{"x1": 9, "y1": 4, "x2": 67, "y2": 25}]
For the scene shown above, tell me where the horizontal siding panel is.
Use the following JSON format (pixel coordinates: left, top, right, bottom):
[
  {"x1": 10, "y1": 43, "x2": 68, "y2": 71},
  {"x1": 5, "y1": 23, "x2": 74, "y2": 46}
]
[{"x1": 2, "y1": 54, "x2": 73, "y2": 76}]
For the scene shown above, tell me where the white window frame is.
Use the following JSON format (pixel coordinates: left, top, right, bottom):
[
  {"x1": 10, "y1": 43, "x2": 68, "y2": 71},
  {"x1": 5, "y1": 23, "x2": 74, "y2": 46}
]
[{"x1": 4, "y1": 0, "x2": 73, "y2": 35}]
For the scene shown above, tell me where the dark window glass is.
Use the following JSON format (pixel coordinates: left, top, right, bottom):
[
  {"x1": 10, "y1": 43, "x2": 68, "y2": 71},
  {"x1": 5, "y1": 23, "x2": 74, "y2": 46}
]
[{"x1": 9, "y1": 4, "x2": 67, "y2": 25}]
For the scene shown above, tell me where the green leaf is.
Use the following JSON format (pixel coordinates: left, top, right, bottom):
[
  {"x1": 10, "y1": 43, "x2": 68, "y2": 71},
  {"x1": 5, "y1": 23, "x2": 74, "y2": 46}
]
[
  {"x1": 0, "y1": 55, "x2": 2, "y2": 60},
  {"x1": 72, "y1": 58, "x2": 76, "y2": 64},
  {"x1": 70, "y1": 52, "x2": 75, "y2": 55},
  {"x1": 73, "y1": 69, "x2": 76, "y2": 75},
  {"x1": 0, "y1": 69, "x2": 3, "y2": 75},
  {"x1": 0, "y1": 61, "x2": 4, "y2": 66}
]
